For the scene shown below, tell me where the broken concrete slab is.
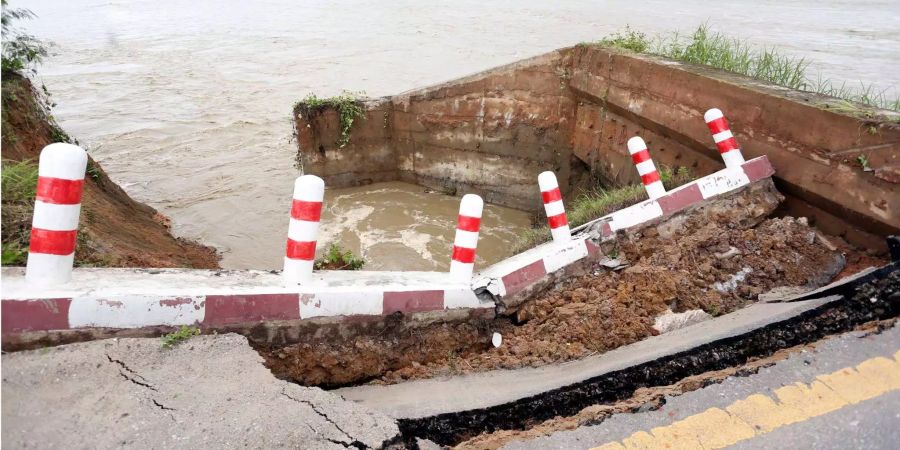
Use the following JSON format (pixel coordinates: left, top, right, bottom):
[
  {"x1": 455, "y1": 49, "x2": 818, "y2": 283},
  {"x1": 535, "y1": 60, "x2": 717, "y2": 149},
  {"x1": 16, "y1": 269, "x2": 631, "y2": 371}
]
[
  {"x1": 336, "y1": 296, "x2": 841, "y2": 419},
  {"x1": 1, "y1": 334, "x2": 399, "y2": 449}
]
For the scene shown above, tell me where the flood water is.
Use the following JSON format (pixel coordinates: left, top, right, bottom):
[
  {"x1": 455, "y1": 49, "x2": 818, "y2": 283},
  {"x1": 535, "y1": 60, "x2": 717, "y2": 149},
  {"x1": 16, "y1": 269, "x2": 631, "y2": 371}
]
[{"x1": 18, "y1": 0, "x2": 900, "y2": 270}]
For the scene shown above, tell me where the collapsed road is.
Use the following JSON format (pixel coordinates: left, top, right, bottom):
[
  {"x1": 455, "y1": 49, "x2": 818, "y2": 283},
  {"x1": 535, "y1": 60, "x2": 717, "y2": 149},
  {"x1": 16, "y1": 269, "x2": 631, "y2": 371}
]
[{"x1": 3, "y1": 241, "x2": 897, "y2": 449}]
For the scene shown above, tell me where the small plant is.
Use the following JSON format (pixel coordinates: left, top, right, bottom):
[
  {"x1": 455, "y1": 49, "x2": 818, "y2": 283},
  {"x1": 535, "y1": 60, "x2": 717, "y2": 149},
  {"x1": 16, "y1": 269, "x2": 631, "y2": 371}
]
[
  {"x1": 295, "y1": 91, "x2": 365, "y2": 148},
  {"x1": 857, "y1": 154, "x2": 871, "y2": 171},
  {"x1": 596, "y1": 26, "x2": 650, "y2": 53},
  {"x1": 314, "y1": 243, "x2": 365, "y2": 270},
  {"x1": 161, "y1": 326, "x2": 201, "y2": 349}
]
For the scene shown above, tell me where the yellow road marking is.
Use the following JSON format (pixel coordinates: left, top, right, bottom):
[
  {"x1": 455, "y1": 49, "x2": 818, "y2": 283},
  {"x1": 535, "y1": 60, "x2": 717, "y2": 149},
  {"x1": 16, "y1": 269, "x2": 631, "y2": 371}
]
[{"x1": 591, "y1": 352, "x2": 900, "y2": 450}]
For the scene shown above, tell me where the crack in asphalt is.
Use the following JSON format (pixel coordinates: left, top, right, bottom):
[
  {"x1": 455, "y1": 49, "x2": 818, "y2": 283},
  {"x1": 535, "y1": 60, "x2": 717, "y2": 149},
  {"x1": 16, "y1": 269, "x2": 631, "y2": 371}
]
[
  {"x1": 106, "y1": 354, "x2": 158, "y2": 391},
  {"x1": 281, "y1": 388, "x2": 367, "y2": 449},
  {"x1": 105, "y1": 353, "x2": 176, "y2": 420}
]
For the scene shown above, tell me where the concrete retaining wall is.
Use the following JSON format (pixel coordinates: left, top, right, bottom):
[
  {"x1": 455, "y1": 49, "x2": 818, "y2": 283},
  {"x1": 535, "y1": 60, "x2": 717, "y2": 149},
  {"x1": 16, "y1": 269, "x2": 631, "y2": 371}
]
[
  {"x1": 295, "y1": 46, "x2": 899, "y2": 250},
  {"x1": 2, "y1": 156, "x2": 776, "y2": 350},
  {"x1": 296, "y1": 51, "x2": 581, "y2": 211}
]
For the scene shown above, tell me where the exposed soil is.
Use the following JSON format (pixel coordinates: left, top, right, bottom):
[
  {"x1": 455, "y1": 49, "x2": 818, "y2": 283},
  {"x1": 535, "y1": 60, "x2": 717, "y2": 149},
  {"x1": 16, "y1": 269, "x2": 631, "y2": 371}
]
[
  {"x1": 1, "y1": 72, "x2": 219, "y2": 268},
  {"x1": 259, "y1": 215, "x2": 847, "y2": 387},
  {"x1": 453, "y1": 317, "x2": 898, "y2": 450}
]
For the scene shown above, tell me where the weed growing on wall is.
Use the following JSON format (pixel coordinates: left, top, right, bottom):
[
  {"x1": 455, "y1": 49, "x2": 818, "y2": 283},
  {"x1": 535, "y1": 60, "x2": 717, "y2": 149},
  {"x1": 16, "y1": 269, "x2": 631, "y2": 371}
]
[
  {"x1": 161, "y1": 326, "x2": 201, "y2": 349},
  {"x1": 511, "y1": 166, "x2": 694, "y2": 254},
  {"x1": 295, "y1": 91, "x2": 365, "y2": 148},
  {"x1": 596, "y1": 26, "x2": 649, "y2": 53},
  {"x1": 592, "y1": 24, "x2": 899, "y2": 112},
  {"x1": 314, "y1": 243, "x2": 365, "y2": 270}
]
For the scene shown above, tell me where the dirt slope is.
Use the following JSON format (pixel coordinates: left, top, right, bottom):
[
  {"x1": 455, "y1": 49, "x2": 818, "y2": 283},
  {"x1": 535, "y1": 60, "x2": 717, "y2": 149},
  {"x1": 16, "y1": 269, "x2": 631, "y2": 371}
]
[{"x1": 1, "y1": 72, "x2": 218, "y2": 268}]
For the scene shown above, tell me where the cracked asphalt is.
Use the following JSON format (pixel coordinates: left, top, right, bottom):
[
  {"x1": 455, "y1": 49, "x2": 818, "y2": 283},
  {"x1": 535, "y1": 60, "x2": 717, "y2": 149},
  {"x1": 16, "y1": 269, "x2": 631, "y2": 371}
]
[{"x1": 1, "y1": 334, "x2": 398, "y2": 449}]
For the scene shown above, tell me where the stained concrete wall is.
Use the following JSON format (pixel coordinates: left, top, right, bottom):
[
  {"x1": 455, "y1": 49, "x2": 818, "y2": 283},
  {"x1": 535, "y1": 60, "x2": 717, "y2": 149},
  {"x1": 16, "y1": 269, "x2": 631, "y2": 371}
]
[
  {"x1": 294, "y1": 98, "x2": 396, "y2": 187},
  {"x1": 294, "y1": 46, "x2": 900, "y2": 250},
  {"x1": 295, "y1": 51, "x2": 582, "y2": 211},
  {"x1": 569, "y1": 45, "x2": 900, "y2": 250}
]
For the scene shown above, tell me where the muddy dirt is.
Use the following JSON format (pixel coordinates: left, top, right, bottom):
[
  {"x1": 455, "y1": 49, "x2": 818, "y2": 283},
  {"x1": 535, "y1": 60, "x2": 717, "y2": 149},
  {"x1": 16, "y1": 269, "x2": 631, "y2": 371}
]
[
  {"x1": 259, "y1": 215, "x2": 846, "y2": 387},
  {"x1": 1, "y1": 73, "x2": 219, "y2": 268}
]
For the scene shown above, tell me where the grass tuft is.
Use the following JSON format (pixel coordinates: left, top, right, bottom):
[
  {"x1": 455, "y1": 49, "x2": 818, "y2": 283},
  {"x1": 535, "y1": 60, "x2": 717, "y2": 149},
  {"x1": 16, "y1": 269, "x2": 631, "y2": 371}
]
[
  {"x1": 161, "y1": 326, "x2": 201, "y2": 349},
  {"x1": 1, "y1": 159, "x2": 38, "y2": 265},
  {"x1": 596, "y1": 26, "x2": 650, "y2": 53},
  {"x1": 511, "y1": 166, "x2": 694, "y2": 254}
]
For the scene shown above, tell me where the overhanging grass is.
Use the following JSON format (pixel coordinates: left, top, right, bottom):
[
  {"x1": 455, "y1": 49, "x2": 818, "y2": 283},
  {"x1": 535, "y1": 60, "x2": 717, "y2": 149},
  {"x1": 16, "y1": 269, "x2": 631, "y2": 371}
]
[
  {"x1": 511, "y1": 166, "x2": 694, "y2": 254},
  {"x1": 591, "y1": 25, "x2": 899, "y2": 113}
]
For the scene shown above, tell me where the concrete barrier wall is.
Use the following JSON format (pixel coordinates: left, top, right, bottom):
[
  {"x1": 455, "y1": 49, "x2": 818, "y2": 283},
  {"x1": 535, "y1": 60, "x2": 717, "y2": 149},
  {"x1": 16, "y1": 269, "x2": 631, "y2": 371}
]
[
  {"x1": 568, "y1": 45, "x2": 900, "y2": 250},
  {"x1": 392, "y1": 51, "x2": 578, "y2": 210},
  {"x1": 295, "y1": 51, "x2": 581, "y2": 211},
  {"x1": 295, "y1": 46, "x2": 898, "y2": 249}
]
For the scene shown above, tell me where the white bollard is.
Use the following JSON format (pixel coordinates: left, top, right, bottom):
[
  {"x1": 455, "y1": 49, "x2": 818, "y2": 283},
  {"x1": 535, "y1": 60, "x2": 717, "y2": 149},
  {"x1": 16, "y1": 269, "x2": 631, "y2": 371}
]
[
  {"x1": 704, "y1": 108, "x2": 746, "y2": 168},
  {"x1": 449, "y1": 194, "x2": 483, "y2": 282},
  {"x1": 538, "y1": 171, "x2": 570, "y2": 244},
  {"x1": 283, "y1": 175, "x2": 325, "y2": 285},
  {"x1": 25, "y1": 143, "x2": 88, "y2": 286},
  {"x1": 627, "y1": 136, "x2": 666, "y2": 200}
]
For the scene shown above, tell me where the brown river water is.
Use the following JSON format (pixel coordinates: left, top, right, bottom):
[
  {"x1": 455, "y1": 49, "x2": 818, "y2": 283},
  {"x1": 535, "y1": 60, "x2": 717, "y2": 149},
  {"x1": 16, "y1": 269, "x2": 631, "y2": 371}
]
[{"x1": 19, "y1": 0, "x2": 900, "y2": 270}]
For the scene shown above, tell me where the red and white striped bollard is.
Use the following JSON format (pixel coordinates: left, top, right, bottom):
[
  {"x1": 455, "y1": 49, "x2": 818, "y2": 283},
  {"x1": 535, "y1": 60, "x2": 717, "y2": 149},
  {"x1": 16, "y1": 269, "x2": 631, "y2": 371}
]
[
  {"x1": 704, "y1": 108, "x2": 746, "y2": 168},
  {"x1": 627, "y1": 136, "x2": 666, "y2": 200},
  {"x1": 284, "y1": 175, "x2": 324, "y2": 285},
  {"x1": 538, "y1": 171, "x2": 570, "y2": 244},
  {"x1": 449, "y1": 194, "x2": 483, "y2": 282},
  {"x1": 25, "y1": 143, "x2": 88, "y2": 286}
]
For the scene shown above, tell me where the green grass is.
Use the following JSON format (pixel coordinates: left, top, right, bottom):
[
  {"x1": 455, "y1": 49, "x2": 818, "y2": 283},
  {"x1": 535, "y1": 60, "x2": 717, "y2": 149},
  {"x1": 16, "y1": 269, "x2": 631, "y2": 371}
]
[
  {"x1": 1, "y1": 159, "x2": 38, "y2": 203},
  {"x1": 511, "y1": 166, "x2": 694, "y2": 253},
  {"x1": 1, "y1": 159, "x2": 38, "y2": 265},
  {"x1": 161, "y1": 326, "x2": 201, "y2": 349},
  {"x1": 314, "y1": 243, "x2": 365, "y2": 270},
  {"x1": 295, "y1": 91, "x2": 365, "y2": 148},
  {"x1": 590, "y1": 24, "x2": 899, "y2": 113},
  {"x1": 596, "y1": 26, "x2": 650, "y2": 53}
]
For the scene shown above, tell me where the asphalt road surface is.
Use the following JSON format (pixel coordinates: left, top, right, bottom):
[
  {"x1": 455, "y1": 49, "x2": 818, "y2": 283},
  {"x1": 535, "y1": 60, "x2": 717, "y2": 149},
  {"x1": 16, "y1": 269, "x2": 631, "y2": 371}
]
[{"x1": 506, "y1": 323, "x2": 900, "y2": 450}]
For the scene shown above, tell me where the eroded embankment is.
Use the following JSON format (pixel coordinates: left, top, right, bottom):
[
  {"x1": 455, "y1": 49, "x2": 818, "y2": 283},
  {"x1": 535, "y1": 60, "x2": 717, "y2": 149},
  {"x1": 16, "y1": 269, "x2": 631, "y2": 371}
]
[
  {"x1": 256, "y1": 213, "x2": 850, "y2": 388},
  {"x1": 1, "y1": 72, "x2": 219, "y2": 268}
]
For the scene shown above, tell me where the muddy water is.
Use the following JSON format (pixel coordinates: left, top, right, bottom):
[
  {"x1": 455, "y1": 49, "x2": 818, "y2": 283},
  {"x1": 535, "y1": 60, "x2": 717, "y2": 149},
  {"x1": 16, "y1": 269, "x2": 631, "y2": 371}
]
[
  {"x1": 20, "y1": 0, "x2": 900, "y2": 269},
  {"x1": 319, "y1": 182, "x2": 530, "y2": 271}
]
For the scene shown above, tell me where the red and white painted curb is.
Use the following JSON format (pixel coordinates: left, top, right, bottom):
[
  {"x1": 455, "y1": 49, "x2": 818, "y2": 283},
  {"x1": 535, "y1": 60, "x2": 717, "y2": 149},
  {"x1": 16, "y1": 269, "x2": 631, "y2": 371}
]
[
  {"x1": 477, "y1": 156, "x2": 775, "y2": 299},
  {"x1": 449, "y1": 194, "x2": 483, "y2": 282},
  {"x1": 2, "y1": 148, "x2": 775, "y2": 337},
  {"x1": 0, "y1": 270, "x2": 489, "y2": 333},
  {"x1": 284, "y1": 175, "x2": 324, "y2": 285},
  {"x1": 627, "y1": 136, "x2": 666, "y2": 200},
  {"x1": 538, "y1": 171, "x2": 571, "y2": 244},
  {"x1": 25, "y1": 143, "x2": 88, "y2": 286},
  {"x1": 704, "y1": 108, "x2": 746, "y2": 169}
]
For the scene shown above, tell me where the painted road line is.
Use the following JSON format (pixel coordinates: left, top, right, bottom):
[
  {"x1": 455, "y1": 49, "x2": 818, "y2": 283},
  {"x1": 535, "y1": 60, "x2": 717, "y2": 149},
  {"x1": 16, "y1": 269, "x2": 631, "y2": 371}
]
[{"x1": 591, "y1": 352, "x2": 900, "y2": 450}]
